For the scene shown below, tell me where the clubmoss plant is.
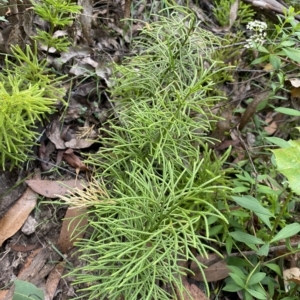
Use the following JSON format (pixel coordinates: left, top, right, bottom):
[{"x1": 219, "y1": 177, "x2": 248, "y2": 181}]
[
  {"x1": 212, "y1": 0, "x2": 255, "y2": 27},
  {"x1": 0, "y1": 43, "x2": 65, "y2": 170},
  {"x1": 61, "y1": 10, "x2": 234, "y2": 299},
  {"x1": 30, "y1": 0, "x2": 82, "y2": 52}
]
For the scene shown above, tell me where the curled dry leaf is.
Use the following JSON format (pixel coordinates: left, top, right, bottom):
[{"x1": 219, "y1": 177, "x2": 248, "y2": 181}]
[
  {"x1": 0, "y1": 171, "x2": 40, "y2": 246},
  {"x1": 190, "y1": 254, "x2": 229, "y2": 282},
  {"x1": 283, "y1": 268, "x2": 300, "y2": 290},
  {"x1": 65, "y1": 138, "x2": 95, "y2": 149},
  {"x1": 63, "y1": 148, "x2": 89, "y2": 171},
  {"x1": 57, "y1": 207, "x2": 88, "y2": 253},
  {"x1": 25, "y1": 179, "x2": 87, "y2": 198},
  {"x1": 289, "y1": 78, "x2": 300, "y2": 88},
  {"x1": 46, "y1": 123, "x2": 66, "y2": 149},
  {"x1": 176, "y1": 260, "x2": 208, "y2": 300},
  {"x1": 45, "y1": 261, "x2": 65, "y2": 300}
]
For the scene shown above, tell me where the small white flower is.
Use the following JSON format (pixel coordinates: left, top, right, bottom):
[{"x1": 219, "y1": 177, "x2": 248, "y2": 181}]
[{"x1": 245, "y1": 20, "x2": 267, "y2": 49}]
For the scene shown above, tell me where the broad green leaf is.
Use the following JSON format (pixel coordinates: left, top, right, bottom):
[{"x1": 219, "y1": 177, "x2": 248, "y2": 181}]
[
  {"x1": 223, "y1": 283, "x2": 242, "y2": 292},
  {"x1": 251, "y1": 55, "x2": 269, "y2": 65},
  {"x1": 265, "y1": 137, "x2": 291, "y2": 148},
  {"x1": 271, "y1": 223, "x2": 300, "y2": 243},
  {"x1": 232, "y1": 186, "x2": 249, "y2": 193},
  {"x1": 232, "y1": 196, "x2": 273, "y2": 217},
  {"x1": 256, "y1": 212, "x2": 272, "y2": 230},
  {"x1": 269, "y1": 55, "x2": 281, "y2": 70},
  {"x1": 256, "y1": 243, "x2": 269, "y2": 256},
  {"x1": 275, "y1": 107, "x2": 300, "y2": 116},
  {"x1": 288, "y1": 139, "x2": 300, "y2": 147},
  {"x1": 229, "y1": 273, "x2": 246, "y2": 288},
  {"x1": 282, "y1": 47, "x2": 300, "y2": 63},
  {"x1": 272, "y1": 147, "x2": 300, "y2": 195},
  {"x1": 264, "y1": 263, "x2": 282, "y2": 276},
  {"x1": 257, "y1": 45, "x2": 269, "y2": 53},
  {"x1": 229, "y1": 231, "x2": 265, "y2": 245},
  {"x1": 247, "y1": 288, "x2": 267, "y2": 299},
  {"x1": 226, "y1": 236, "x2": 233, "y2": 254},
  {"x1": 227, "y1": 265, "x2": 246, "y2": 278},
  {"x1": 12, "y1": 280, "x2": 44, "y2": 300},
  {"x1": 247, "y1": 272, "x2": 266, "y2": 286},
  {"x1": 279, "y1": 40, "x2": 295, "y2": 47}
]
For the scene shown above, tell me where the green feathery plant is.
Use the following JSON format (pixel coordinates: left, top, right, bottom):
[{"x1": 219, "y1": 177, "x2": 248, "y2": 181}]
[
  {"x1": 0, "y1": 43, "x2": 65, "y2": 170},
  {"x1": 30, "y1": 0, "x2": 82, "y2": 52},
  {"x1": 212, "y1": 0, "x2": 255, "y2": 27},
  {"x1": 61, "y1": 10, "x2": 234, "y2": 300}
]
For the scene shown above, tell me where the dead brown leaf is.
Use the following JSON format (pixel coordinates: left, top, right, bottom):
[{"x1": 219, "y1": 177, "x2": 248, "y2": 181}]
[
  {"x1": 57, "y1": 207, "x2": 88, "y2": 253},
  {"x1": 39, "y1": 141, "x2": 56, "y2": 171},
  {"x1": 0, "y1": 290, "x2": 9, "y2": 298},
  {"x1": 229, "y1": 0, "x2": 239, "y2": 28},
  {"x1": 282, "y1": 268, "x2": 300, "y2": 291},
  {"x1": 65, "y1": 138, "x2": 95, "y2": 149},
  {"x1": 45, "y1": 261, "x2": 65, "y2": 300},
  {"x1": 182, "y1": 281, "x2": 208, "y2": 300},
  {"x1": 291, "y1": 87, "x2": 300, "y2": 98},
  {"x1": 25, "y1": 179, "x2": 86, "y2": 198},
  {"x1": 264, "y1": 121, "x2": 277, "y2": 135},
  {"x1": 0, "y1": 172, "x2": 39, "y2": 247},
  {"x1": 46, "y1": 123, "x2": 66, "y2": 149},
  {"x1": 190, "y1": 254, "x2": 229, "y2": 282},
  {"x1": 289, "y1": 78, "x2": 300, "y2": 88},
  {"x1": 63, "y1": 148, "x2": 89, "y2": 171}
]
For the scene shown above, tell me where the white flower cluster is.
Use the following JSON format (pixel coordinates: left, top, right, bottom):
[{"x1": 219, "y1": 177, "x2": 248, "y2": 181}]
[{"x1": 245, "y1": 20, "x2": 267, "y2": 49}]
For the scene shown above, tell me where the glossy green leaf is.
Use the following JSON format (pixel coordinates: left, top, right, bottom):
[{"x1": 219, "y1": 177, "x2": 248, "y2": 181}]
[
  {"x1": 256, "y1": 243, "x2": 269, "y2": 256},
  {"x1": 265, "y1": 137, "x2": 291, "y2": 148},
  {"x1": 269, "y1": 55, "x2": 281, "y2": 70},
  {"x1": 229, "y1": 273, "x2": 246, "y2": 288},
  {"x1": 275, "y1": 107, "x2": 300, "y2": 116},
  {"x1": 223, "y1": 283, "x2": 242, "y2": 292},
  {"x1": 271, "y1": 223, "x2": 300, "y2": 243},
  {"x1": 229, "y1": 231, "x2": 265, "y2": 245},
  {"x1": 12, "y1": 280, "x2": 44, "y2": 300},
  {"x1": 247, "y1": 288, "x2": 267, "y2": 299},
  {"x1": 282, "y1": 47, "x2": 300, "y2": 63},
  {"x1": 280, "y1": 40, "x2": 295, "y2": 47},
  {"x1": 272, "y1": 147, "x2": 300, "y2": 195},
  {"x1": 227, "y1": 265, "x2": 246, "y2": 278},
  {"x1": 247, "y1": 272, "x2": 266, "y2": 285},
  {"x1": 232, "y1": 196, "x2": 273, "y2": 216},
  {"x1": 251, "y1": 55, "x2": 270, "y2": 65},
  {"x1": 264, "y1": 263, "x2": 282, "y2": 276}
]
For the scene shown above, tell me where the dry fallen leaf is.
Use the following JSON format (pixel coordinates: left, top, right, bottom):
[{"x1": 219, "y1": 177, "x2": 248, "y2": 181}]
[
  {"x1": 65, "y1": 138, "x2": 95, "y2": 149},
  {"x1": 45, "y1": 261, "x2": 65, "y2": 300},
  {"x1": 46, "y1": 123, "x2": 66, "y2": 149},
  {"x1": 25, "y1": 179, "x2": 86, "y2": 198},
  {"x1": 63, "y1": 148, "x2": 89, "y2": 171},
  {"x1": 291, "y1": 87, "x2": 300, "y2": 98},
  {"x1": 0, "y1": 291, "x2": 9, "y2": 298},
  {"x1": 190, "y1": 254, "x2": 229, "y2": 282},
  {"x1": 181, "y1": 279, "x2": 208, "y2": 300},
  {"x1": 289, "y1": 78, "x2": 300, "y2": 88},
  {"x1": 283, "y1": 267, "x2": 300, "y2": 290},
  {"x1": 264, "y1": 63, "x2": 275, "y2": 72},
  {"x1": 0, "y1": 172, "x2": 40, "y2": 247},
  {"x1": 57, "y1": 207, "x2": 88, "y2": 253},
  {"x1": 229, "y1": 0, "x2": 239, "y2": 28},
  {"x1": 264, "y1": 121, "x2": 277, "y2": 135},
  {"x1": 174, "y1": 260, "x2": 209, "y2": 300}
]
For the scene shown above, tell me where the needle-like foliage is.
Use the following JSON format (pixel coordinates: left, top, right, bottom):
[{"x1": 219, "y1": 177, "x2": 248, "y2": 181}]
[
  {"x1": 62, "y1": 9, "x2": 233, "y2": 300},
  {"x1": 0, "y1": 43, "x2": 65, "y2": 170}
]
